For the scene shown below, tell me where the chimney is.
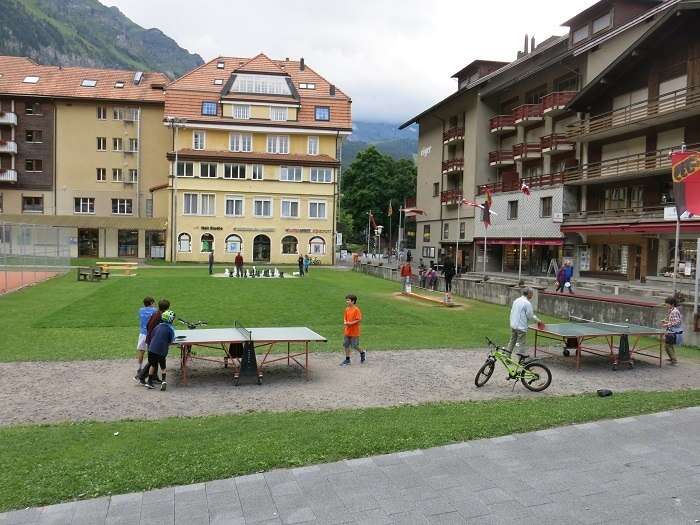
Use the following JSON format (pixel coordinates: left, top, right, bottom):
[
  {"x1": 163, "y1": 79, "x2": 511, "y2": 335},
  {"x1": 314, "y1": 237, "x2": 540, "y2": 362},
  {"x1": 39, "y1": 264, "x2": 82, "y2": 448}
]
[
  {"x1": 524, "y1": 34, "x2": 529, "y2": 54},
  {"x1": 531, "y1": 36, "x2": 536, "y2": 51},
  {"x1": 300, "y1": 57, "x2": 305, "y2": 71},
  {"x1": 330, "y1": 84, "x2": 336, "y2": 96}
]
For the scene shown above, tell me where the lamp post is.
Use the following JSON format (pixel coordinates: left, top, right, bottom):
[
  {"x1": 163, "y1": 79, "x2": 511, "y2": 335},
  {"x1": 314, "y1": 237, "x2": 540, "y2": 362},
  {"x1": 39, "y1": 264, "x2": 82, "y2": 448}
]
[{"x1": 165, "y1": 117, "x2": 186, "y2": 263}]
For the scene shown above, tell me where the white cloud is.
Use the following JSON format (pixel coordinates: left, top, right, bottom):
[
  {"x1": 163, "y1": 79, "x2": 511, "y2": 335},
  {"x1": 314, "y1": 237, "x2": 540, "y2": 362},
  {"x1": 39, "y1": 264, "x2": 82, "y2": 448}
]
[{"x1": 101, "y1": 0, "x2": 597, "y2": 123}]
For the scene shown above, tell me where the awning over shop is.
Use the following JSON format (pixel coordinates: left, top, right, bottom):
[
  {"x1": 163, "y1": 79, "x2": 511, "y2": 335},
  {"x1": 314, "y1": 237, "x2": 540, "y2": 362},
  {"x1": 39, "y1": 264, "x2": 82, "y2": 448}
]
[
  {"x1": 473, "y1": 238, "x2": 564, "y2": 246},
  {"x1": 0, "y1": 214, "x2": 167, "y2": 230},
  {"x1": 561, "y1": 223, "x2": 700, "y2": 234}
]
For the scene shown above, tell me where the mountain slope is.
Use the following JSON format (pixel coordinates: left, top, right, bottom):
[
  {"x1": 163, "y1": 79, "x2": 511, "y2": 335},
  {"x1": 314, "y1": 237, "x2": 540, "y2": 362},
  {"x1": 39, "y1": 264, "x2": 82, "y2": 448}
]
[
  {"x1": 343, "y1": 121, "x2": 418, "y2": 169},
  {"x1": 0, "y1": 0, "x2": 203, "y2": 77}
]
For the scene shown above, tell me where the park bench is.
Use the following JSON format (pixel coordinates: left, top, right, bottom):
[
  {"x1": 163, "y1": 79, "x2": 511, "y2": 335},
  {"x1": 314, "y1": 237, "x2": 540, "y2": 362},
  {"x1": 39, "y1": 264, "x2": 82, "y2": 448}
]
[
  {"x1": 77, "y1": 266, "x2": 109, "y2": 281},
  {"x1": 96, "y1": 261, "x2": 137, "y2": 276}
]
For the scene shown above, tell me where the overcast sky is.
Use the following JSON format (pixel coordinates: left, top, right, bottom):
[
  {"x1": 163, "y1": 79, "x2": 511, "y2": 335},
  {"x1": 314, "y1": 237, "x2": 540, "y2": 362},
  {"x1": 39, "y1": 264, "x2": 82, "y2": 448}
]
[{"x1": 102, "y1": 0, "x2": 597, "y2": 124}]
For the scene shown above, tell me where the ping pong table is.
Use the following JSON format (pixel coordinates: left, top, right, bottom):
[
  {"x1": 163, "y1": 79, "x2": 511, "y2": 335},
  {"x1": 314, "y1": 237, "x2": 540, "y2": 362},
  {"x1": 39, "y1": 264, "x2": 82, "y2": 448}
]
[
  {"x1": 530, "y1": 317, "x2": 666, "y2": 370},
  {"x1": 173, "y1": 323, "x2": 327, "y2": 385}
]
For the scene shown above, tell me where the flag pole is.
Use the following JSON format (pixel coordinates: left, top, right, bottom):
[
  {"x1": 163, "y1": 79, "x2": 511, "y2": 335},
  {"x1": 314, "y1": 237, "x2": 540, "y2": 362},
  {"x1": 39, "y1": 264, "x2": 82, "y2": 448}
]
[
  {"x1": 518, "y1": 223, "x2": 523, "y2": 281},
  {"x1": 694, "y1": 237, "x2": 700, "y2": 316},
  {"x1": 455, "y1": 200, "x2": 461, "y2": 274},
  {"x1": 367, "y1": 210, "x2": 371, "y2": 255},
  {"x1": 389, "y1": 203, "x2": 392, "y2": 260},
  {"x1": 673, "y1": 215, "x2": 680, "y2": 295},
  {"x1": 483, "y1": 227, "x2": 487, "y2": 277}
]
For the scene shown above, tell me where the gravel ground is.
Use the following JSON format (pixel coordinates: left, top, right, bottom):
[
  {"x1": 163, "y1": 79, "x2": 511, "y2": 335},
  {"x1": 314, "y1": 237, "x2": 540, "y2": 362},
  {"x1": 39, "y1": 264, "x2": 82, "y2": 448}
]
[{"x1": 1, "y1": 349, "x2": 697, "y2": 426}]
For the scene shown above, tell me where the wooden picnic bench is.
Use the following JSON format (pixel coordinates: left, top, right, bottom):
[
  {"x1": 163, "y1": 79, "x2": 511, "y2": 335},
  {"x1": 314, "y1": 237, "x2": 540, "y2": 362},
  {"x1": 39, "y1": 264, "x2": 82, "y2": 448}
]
[
  {"x1": 96, "y1": 261, "x2": 137, "y2": 276},
  {"x1": 77, "y1": 266, "x2": 109, "y2": 281}
]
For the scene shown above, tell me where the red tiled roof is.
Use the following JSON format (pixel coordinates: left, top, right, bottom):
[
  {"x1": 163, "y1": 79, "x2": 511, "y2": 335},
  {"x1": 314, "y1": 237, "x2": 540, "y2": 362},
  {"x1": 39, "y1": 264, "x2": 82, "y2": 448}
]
[
  {"x1": 235, "y1": 53, "x2": 288, "y2": 75},
  {"x1": 167, "y1": 149, "x2": 340, "y2": 166},
  {"x1": 0, "y1": 56, "x2": 168, "y2": 103},
  {"x1": 165, "y1": 54, "x2": 351, "y2": 130}
]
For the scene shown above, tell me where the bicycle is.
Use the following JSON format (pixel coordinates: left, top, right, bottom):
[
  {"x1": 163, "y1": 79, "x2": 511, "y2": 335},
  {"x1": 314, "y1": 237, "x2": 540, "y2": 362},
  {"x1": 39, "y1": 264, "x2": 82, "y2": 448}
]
[{"x1": 475, "y1": 337, "x2": 552, "y2": 392}]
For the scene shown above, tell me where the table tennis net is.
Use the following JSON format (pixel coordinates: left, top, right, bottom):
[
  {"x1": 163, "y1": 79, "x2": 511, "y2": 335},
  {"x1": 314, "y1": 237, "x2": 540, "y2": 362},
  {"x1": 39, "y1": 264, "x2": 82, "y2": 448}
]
[
  {"x1": 234, "y1": 320, "x2": 252, "y2": 341},
  {"x1": 568, "y1": 315, "x2": 630, "y2": 331}
]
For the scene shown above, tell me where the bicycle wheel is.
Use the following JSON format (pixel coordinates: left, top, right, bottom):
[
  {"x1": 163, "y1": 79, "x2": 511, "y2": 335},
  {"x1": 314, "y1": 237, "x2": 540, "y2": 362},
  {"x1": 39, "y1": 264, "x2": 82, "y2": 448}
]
[
  {"x1": 475, "y1": 359, "x2": 495, "y2": 387},
  {"x1": 520, "y1": 362, "x2": 552, "y2": 392}
]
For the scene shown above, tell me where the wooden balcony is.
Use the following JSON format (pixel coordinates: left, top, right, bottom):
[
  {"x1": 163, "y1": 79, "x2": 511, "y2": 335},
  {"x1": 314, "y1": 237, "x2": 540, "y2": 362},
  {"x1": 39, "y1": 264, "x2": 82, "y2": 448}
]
[
  {"x1": 477, "y1": 172, "x2": 563, "y2": 195},
  {"x1": 541, "y1": 91, "x2": 576, "y2": 116},
  {"x1": 488, "y1": 150, "x2": 514, "y2": 167},
  {"x1": 440, "y1": 189, "x2": 463, "y2": 206},
  {"x1": 513, "y1": 142, "x2": 542, "y2": 160},
  {"x1": 0, "y1": 111, "x2": 18, "y2": 126},
  {"x1": 443, "y1": 126, "x2": 465, "y2": 144},
  {"x1": 0, "y1": 168, "x2": 17, "y2": 182},
  {"x1": 567, "y1": 84, "x2": 700, "y2": 140},
  {"x1": 442, "y1": 158, "x2": 464, "y2": 174},
  {"x1": 564, "y1": 205, "x2": 666, "y2": 225},
  {"x1": 540, "y1": 134, "x2": 575, "y2": 155},
  {"x1": 512, "y1": 104, "x2": 543, "y2": 126},
  {"x1": 489, "y1": 115, "x2": 515, "y2": 134},
  {"x1": 0, "y1": 140, "x2": 17, "y2": 154}
]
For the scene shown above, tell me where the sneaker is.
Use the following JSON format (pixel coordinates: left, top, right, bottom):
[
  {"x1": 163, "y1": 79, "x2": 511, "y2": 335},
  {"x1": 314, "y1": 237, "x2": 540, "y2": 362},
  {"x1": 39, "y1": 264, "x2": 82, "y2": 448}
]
[
  {"x1": 133, "y1": 375, "x2": 141, "y2": 384},
  {"x1": 160, "y1": 381, "x2": 167, "y2": 391},
  {"x1": 152, "y1": 377, "x2": 162, "y2": 384},
  {"x1": 144, "y1": 381, "x2": 155, "y2": 390},
  {"x1": 340, "y1": 359, "x2": 351, "y2": 367},
  {"x1": 360, "y1": 351, "x2": 366, "y2": 364}
]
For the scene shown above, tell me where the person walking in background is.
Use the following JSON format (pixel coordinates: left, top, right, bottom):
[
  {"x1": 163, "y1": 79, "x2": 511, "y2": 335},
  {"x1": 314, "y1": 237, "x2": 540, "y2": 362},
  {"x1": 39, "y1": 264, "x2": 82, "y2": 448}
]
[
  {"x1": 303, "y1": 254, "x2": 311, "y2": 274},
  {"x1": 506, "y1": 288, "x2": 541, "y2": 361},
  {"x1": 400, "y1": 262, "x2": 413, "y2": 293},
  {"x1": 555, "y1": 264, "x2": 566, "y2": 293},
  {"x1": 208, "y1": 250, "x2": 214, "y2": 275},
  {"x1": 662, "y1": 296, "x2": 682, "y2": 365},
  {"x1": 442, "y1": 258, "x2": 455, "y2": 294},
  {"x1": 407, "y1": 250, "x2": 412, "y2": 263},
  {"x1": 234, "y1": 252, "x2": 244, "y2": 277},
  {"x1": 562, "y1": 260, "x2": 575, "y2": 294},
  {"x1": 340, "y1": 294, "x2": 365, "y2": 366},
  {"x1": 298, "y1": 255, "x2": 305, "y2": 276}
]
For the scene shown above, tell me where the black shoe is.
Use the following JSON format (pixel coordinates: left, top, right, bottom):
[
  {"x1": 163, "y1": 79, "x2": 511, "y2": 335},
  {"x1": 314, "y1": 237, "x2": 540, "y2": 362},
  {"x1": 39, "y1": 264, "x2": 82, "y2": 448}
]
[
  {"x1": 144, "y1": 381, "x2": 154, "y2": 390},
  {"x1": 340, "y1": 359, "x2": 351, "y2": 367},
  {"x1": 360, "y1": 351, "x2": 366, "y2": 364},
  {"x1": 152, "y1": 377, "x2": 162, "y2": 384}
]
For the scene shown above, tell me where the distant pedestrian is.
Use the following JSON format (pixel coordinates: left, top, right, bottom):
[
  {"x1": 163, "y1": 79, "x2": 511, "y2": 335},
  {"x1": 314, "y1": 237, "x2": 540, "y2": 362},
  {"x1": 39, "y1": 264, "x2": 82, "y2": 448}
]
[
  {"x1": 235, "y1": 252, "x2": 244, "y2": 277},
  {"x1": 304, "y1": 254, "x2": 311, "y2": 274},
  {"x1": 662, "y1": 296, "x2": 682, "y2": 365},
  {"x1": 298, "y1": 255, "x2": 305, "y2": 276},
  {"x1": 555, "y1": 265, "x2": 566, "y2": 293},
  {"x1": 442, "y1": 259, "x2": 455, "y2": 293},
  {"x1": 407, "y1": 250, "x2": 412, "y2": 263},
  {"x1": 562, "y1": 260, "x2": 574, "y2": 294},
  {"x1": 400, "y1": 262, "x2": 413, "y2": 293},
  {"x1": 208, "y1": 250, "x2": 214, "y2": 275}
]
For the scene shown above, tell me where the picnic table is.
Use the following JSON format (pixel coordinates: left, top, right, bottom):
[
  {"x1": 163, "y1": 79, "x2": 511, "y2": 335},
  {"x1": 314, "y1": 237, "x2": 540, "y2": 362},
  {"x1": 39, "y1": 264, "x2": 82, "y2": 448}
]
[{"x1": 96, "y1": 261, "x2": 137, "y2": 276}]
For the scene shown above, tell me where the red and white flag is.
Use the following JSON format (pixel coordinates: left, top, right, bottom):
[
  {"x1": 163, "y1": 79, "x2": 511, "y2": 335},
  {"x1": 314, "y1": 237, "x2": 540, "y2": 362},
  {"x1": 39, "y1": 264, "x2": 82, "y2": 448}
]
[
  {"x1": 520, "y1": 181, "x2": 531, "y2": 196},
  {"x1": 403, "y1": 207, "x2": 425, "y2": 217}
]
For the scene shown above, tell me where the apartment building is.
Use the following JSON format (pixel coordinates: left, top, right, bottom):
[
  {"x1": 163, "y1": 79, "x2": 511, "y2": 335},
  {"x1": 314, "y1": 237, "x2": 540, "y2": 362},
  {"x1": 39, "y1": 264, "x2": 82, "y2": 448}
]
[
  {"x1": 565, "y1": 0, "x2": 700, "y2": 281},
  {"x1": 158, "y1": 53, "x2": 351, "y2": 264},
  {"x1": 403, "y1": 0, "x2": 680, "y2": 280},
  {"x1": 0, "y1": 56, "x2": 170, "y2": 258}
]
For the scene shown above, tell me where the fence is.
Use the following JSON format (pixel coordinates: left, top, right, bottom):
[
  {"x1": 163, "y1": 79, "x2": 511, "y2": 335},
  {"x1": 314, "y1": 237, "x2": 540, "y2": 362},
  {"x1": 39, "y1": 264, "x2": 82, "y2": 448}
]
[{"x1": 0, "y1": 222, "x2": 72, "y2": 294}]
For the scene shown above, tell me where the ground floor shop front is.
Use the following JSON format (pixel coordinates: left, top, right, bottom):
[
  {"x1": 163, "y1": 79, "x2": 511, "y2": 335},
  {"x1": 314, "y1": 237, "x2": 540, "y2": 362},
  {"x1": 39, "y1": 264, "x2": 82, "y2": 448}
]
[{"x1": 471, "y1": 238, "x2": 564, "y2": 276}]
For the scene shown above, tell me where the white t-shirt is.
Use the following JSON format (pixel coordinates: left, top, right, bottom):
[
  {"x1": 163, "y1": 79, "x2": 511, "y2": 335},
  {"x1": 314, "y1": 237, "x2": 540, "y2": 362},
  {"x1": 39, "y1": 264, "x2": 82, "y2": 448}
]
[{"x1": 510, "y1": 296, "x2": 539, "y2": 331}]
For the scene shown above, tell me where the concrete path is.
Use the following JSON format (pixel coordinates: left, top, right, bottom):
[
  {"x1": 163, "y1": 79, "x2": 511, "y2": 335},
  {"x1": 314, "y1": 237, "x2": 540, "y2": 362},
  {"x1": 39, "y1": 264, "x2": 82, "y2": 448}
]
[{"x1": 3, "y1": 408, "x2": 700, "y2": 524}]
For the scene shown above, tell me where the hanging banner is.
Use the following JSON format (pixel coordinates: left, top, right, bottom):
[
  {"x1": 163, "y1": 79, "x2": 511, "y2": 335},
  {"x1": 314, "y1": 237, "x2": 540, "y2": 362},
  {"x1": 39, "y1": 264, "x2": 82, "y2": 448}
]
[{"x1": 672, "y1": 151, "x2": 700, "y2": 216}]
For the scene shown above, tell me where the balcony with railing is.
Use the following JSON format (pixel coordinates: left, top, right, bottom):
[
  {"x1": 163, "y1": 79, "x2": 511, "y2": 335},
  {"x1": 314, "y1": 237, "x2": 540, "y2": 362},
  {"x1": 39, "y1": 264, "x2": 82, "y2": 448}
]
[
  {"x1": 477, "y1": 171, "x2": 563, "y2": 195},
  {"x1": 489, "y1": 115, "x2": 515, "y2": 134},
  {"x1": 0, "y1": 111, "x2": 18, "y2": 126},
  {"x1": 513, "y1": 104, "x2": 543, "y2": 126},
  {"x1": 540, "y1": 134, "x2": 575, "y2": 155},
  {"x1": 0, "y1": 140, "x2": 17, "y2": 154},
  {"x1": 567, "y1": 84, "x2": 700, "y2": 141},
  {"x1": 513, "y1": 142, "x2": 542, "y2": 161},
  {"x1": 0, "y1": 168, "x2": 17, "y2": 183},
  {"x1": 564, "y1": 205, "x2": 666, "y2": 225},
  {"x1": 488, "y1": 150, "x2": 514, "y2": 167},
  {"x1": 442, "y1": 158, "x2": 464, "y2": 174},
  {"x1": 443, "y1": 126, "x2": 465, "y2": 144},
  {"x1": 541, "y1": 91, "x2": 577, "y2": 116},
  {"x1": 440, "y1": 189, "x2": 463, "y2": 206}
]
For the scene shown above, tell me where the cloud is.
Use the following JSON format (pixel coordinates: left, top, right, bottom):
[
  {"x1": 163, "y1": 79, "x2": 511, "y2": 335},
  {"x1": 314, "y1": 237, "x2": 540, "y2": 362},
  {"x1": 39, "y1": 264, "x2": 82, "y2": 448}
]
[{"x1": 102, "y1": 0, "x2": 597, "y2": 123}]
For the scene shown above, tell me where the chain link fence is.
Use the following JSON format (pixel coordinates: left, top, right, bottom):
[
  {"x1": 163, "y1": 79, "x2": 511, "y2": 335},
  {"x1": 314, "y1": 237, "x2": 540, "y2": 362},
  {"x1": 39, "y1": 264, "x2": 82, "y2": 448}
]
[{"x1": 0, "y1": 222, "x2": 72, "y2": 294}]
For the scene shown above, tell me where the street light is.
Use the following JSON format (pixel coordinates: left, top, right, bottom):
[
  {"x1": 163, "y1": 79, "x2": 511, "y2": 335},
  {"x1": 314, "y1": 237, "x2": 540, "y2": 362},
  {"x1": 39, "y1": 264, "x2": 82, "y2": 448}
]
[
  {"x1": 165, "y1": 116, "x2": 186, "y2": 263},
  {"x1": 376, "y1": 225, "x2": 384, "y2": 257}
]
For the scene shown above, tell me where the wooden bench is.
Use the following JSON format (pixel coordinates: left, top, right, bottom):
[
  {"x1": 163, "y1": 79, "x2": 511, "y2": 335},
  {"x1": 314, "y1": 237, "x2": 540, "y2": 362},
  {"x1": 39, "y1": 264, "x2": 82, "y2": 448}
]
[
  {"x1": 77, "y1": 266, "x2": 109, "y2": 281},
  {"x1": 401, "y1": 291, "x2": 463, "y2": 307},
  {"x1": 96, "y1": 261, "x2": 137, "y2": 276}
]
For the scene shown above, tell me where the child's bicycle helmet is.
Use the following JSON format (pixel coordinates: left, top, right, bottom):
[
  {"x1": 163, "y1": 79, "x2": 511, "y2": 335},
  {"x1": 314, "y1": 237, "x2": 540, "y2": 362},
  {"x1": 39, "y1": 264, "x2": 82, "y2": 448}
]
[{"x1": 162, "y1": 310, "x2": 176, "y2": 324}]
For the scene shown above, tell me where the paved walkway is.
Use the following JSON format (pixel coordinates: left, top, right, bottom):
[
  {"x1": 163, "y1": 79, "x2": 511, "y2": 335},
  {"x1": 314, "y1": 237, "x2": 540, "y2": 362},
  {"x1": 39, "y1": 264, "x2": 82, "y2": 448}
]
[{"x1": 3, "y1": 408, "x2": 700, "y2": 525}]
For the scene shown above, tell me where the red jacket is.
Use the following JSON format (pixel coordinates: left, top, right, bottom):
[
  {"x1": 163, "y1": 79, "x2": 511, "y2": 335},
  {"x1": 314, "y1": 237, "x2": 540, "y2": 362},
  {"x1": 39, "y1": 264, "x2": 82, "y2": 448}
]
[
  {"x1": 235, "y1": 255, "x2": 243, "y2": 266},
  {"x1": 400, "y1": 265, "x2": 412, "y2": 277}
]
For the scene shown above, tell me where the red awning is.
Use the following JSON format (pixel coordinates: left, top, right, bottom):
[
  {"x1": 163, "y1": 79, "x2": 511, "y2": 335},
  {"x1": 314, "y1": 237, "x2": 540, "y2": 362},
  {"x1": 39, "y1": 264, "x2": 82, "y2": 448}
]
[
  {"x1": 474, "y1": 238, "x2": 564, "y2": 246},
  {"x1": 561, "y1": 223, "x2": 700, "y2": 234}
]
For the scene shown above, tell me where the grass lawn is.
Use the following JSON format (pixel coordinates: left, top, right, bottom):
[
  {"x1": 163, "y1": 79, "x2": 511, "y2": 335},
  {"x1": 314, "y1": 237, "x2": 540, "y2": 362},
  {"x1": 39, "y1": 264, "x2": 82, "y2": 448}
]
[
  {"x1": 1, "y1": 390, "x2": 698, "y2": 511},
  {"x1": 0, "y1": 267, "x2": 554, "y2": 362}
]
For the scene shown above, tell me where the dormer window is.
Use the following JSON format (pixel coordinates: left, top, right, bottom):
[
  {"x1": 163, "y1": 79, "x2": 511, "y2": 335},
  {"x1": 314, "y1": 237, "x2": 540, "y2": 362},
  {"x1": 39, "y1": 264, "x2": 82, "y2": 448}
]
[
  {"x1": 299, "y1": 83, "x2": 316, "y2": 89},
  {"x1": 593, "y1": 12, "x2": 611, "y2": 33},
  {"x1": 231, "y1": 74, "x2": 291, "y2": 96},
  {"x1": 81, "y1": 79, "x2": 97, "y2": 87},
  {"x1": 213, "y1": 79, "x2": 224, "y2": 85},
  {"x1": 217, "y1": 62, "x2": 225, "y2": 69},
  {"x1": 23, "y1": 76, "x2": 39, "y2": 84},
  {"x1": 114, "y1": 81, "x2": 125, "y2": 88},
  {"x1": 572, "y1": 25, "x2": 590, "y2": 44}
]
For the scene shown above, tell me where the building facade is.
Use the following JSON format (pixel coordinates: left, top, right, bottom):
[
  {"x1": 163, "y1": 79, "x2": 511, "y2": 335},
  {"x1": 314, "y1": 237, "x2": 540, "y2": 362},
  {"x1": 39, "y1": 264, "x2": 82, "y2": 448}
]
[{"x1": 158, "y1": 54, "x2": 352, "y2": 265}]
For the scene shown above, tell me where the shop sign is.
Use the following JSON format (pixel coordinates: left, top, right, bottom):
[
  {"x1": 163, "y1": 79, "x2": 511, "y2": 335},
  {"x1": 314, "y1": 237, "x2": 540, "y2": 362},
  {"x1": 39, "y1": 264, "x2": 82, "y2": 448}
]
[
  {"x1": 236, "y1": 227, "x2": 275, "y2": 232},
  {"x1": 285, "y1": 228, "x2": 332, "y2": 233},
  {"x1": 199, "y1": 226, "x2": 224, "y2": 231},
  {"x1": 664, "y1": 207, "x2": 699, "y2": 220}
]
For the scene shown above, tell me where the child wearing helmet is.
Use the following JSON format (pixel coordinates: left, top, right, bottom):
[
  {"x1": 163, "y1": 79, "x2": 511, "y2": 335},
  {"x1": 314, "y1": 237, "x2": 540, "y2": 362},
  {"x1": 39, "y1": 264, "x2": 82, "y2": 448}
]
[{"x1": 139, "y1": 309, "x2": 176, "y2": 391}]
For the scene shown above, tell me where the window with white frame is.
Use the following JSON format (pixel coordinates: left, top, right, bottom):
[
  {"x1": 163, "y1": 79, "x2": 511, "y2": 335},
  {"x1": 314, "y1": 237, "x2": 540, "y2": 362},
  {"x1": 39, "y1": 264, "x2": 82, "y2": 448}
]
[
  {"x1": 112, "y1": 168, "x2": 123, "y2": 182},
  {"x1": 183, "y1": 193, "x2": 198, "y2": 215},
  {"x1": 224, "y1": 163, "x2": 246, "y2": 179},
  {"x1": 178, "y1": 233, "x2": 191, "y2": 252},
  {"x1": 111, "y1": 198, "x2": 133, "y2": 215},
  {"x1": 225, "y1": 195, "x2": 244, "y2": 216},
  {"x1": 97, "y1": 137, "x2": 106, "y2": 151},
  {"x1": 177, "y1": 161, "x2": 194, "y2": 177},
  {"x1": 251, "y1": 164, "x2": 264, "y2": 180},
  {"x1": 254, "y1": 198, "x2": 272, "y2": 217},
  {"x1": 200, "y1": 194, "x2": 215, "y2": 216},
  {"x1": 128, "y1": 138, "x2": 138, "y2": 152},
  {"x1": 200, "y1": 233, "x2": 214, "y2": 253},
  {"x1": 128, "y1": 169, "x2": 138, "y2": 183},
  {"x1": 281, "y1": 199, "x2": 300, "y2": 218},
  {"x1": 233, "y1": 105, "x2": 250, "y2": 119},
  {"x1": 270, "y1": 106, "x2": 288, "y2": 121},
  {"x1": 280, "y1": 166, "x2": 302, "y2": 182},
  {"x1": 112, "y1": 137, "x2": 122, "y2": 151},
  {"x1": 229, "y1": 133, "x2": 252, "y2": 152},
  {"x1": 74, "y1": 197, "x2": 95, "y2": 214},
  {"x1": 96, "y1": 168, "x2": 106, "y2": 182},
  {"x1": 310, "y1": 167, "x2": 332, "y2": 183},
  {"x1": 225, "y1": 234, "x2": 242, "y2": 253},
  {"x1": 266, "y1": 135, "x2": 289, "y2": 154},
  {"x1": 97, "y1": 106, "x2": 107, "y2": 120},
  {"x1": 282, "y1": 235, "x2": 298, "y2": 254},
  {"x1": 309, "y1": 201, "x2": 327, "y2": 219},
  {"x1": 309, "y1": 236, "x2": 326, "y2": 255},
  {"x1": 193, "y1": 130, "x2": 206, "y2": 150},
  {"x1": 308, "y1": 136, "x2": 319, "y2": 155},
  {"x1": 540, "y1": 196, "x2": 553, "y2": 218},
  {"x1": 113, "y1": 108, "x2": 125, "y2": 120},
  {"x1": 231, "y1": 74, "x2": 292, "y2": 95},
  {"x1": 200, "y1": 162, "x2": 217, "y2": 178}
]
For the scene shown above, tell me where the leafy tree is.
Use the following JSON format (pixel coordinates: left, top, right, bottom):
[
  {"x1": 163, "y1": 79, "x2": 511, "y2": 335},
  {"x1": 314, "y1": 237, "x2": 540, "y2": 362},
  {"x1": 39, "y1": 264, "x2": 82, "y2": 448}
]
[{"x1": 340, "y1": 146, "x2": 416, "y2": 245}]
